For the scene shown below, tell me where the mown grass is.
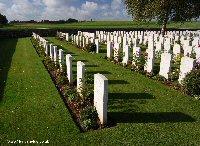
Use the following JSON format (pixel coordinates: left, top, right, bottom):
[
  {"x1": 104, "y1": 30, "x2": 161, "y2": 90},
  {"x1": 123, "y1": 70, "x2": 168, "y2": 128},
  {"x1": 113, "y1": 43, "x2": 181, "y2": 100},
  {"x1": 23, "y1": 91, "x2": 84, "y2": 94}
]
[
  {"x1": 0, "y1": 38, "x2": 79, "y2": 145},
  {"x1": 1, "y1": 37, "x2": 200, "y2": 145},
  {"x1": 0, "y1": 21, "x2": 200, "y2": 30}
]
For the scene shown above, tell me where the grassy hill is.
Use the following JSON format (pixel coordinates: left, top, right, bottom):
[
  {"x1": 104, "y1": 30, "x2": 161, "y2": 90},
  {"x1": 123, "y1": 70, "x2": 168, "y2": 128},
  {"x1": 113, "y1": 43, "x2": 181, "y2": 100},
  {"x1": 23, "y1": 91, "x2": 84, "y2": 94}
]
[{"x1": 0, "y1": 21, "x2": 200, "y2": 30}]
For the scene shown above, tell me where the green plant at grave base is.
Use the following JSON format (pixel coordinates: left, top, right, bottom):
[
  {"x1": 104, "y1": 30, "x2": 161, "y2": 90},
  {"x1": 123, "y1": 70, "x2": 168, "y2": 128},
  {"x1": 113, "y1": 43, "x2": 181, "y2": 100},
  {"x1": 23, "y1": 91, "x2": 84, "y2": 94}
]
[
  {"x1": 79, "y1": 74, "x2": 94, "y2": 101},
  {"x1": 195, "y1": 61, "x2": 200, "y2": 70},
  {"x1": 57, "y1": 75, "x2": 68, "y2": 85},
  {"x1": 80, "y1": 106, "x2": 98, "y2": 121},
  {"x1": 152, "y1": 74, "x2": 167, "y2": 82},
  {"x1": 173, "y1": 54, "x2": 182, "y2": 65},
  {"x1": 31, "y1": 37, "x2": 47, "y2": 58},
  {"x1": 132, "y1": 54, "x2": 147, "y2": 72},
  {"x1": 44, "y1": 57, "x2": 57, "y2": 71},
  {"x1": 68, "y1": 93, "x2": 78, "y2": 101},
  {"x1": 101, "y1": 41, "x2": 106, "y2": 45},
  {"x1": 81, "y1": 119, "x2": 93, "y2": 130},
  {"x1": 155, "y1": 51, "x2": 162, "y2": 59},
  {"x1": 61, "y1": 63, "x2": 67, "y2": 74},
  {"x1": 146, "y1": 72, "x2": 155, "y2": 78},
  {"x1": 68, "y1": 37, "x2": 72, "y2": 42},
  {"x1": 84, "y1": 43, "x2": 96, "y2": 52},
  {"x1": 62, "y1": 85, "x2": 78, "y2": 101},
  {"x1": 175, "y1": 40, "x2": 181, "y2": 45},
  {"x1": 182, "y1": 69, "x2": 200, "y2": 97},
  {"x1": 168, "y1": 69, "x2": 180, "y2": 82},
  {"x1": 191, "y1": 53, "x2": 196, "y2": 59}
]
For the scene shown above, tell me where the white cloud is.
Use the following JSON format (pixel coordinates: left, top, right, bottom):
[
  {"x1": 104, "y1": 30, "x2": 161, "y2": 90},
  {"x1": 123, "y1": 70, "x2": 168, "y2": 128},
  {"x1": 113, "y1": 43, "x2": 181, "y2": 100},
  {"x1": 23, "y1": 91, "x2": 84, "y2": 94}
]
[
  {"x1": 82, "y1": 1, "x2": 98, "y2": 10},
  {"x1": 100, "y1": 4, "x2": 109, "y2": 10},
  {"x1": 3, "y1": 0, "x2": 44, "y2": 20},
  {"x1": 0, "y1": 0, "x2": 131, "y2": 21},
  {"x1": 0, "y1": 2, "x2": 7, "y2": 13},
  {"x1": 111, "y1": 0, "x2": 122, "y2": 10}
]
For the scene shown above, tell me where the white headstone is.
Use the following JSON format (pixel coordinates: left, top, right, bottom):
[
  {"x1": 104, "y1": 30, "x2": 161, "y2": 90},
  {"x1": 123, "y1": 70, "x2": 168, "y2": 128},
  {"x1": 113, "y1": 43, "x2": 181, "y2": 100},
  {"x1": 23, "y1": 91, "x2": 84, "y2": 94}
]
[
  {"x1": 50, "y1": 44, "x2": 54, "y2": 61},
  {"x1": 77, "y1": 61, "x2": 85, "y2": 93},
  {"x1": 114, "y1": 43, "x2": 120, "y2": 62},
  {"x1": 178, "y1": 57, "x2": 195, "y2": 84},
  {"x1": 94, "y1": 73, "x2": 108, "y2": 125},
  {"x1": 173, "y1": 44, "x2": 181, "y2": 57},
  {"x1": 164, "y1": 43, "x2": 171, "y2": 53},
  {"x1": 45, "y1": 43, "x2": 49, "y2": 55},
  {"x1": 148, "y1": 35, "x2": 154, "y2": 50},
  {"x1": 59, "y1": 49, "x2": 64, "y2": 69},
  {"x1": 132, "y1": 47, "x2": 141, "y2": 65},
  {"x1": 95, "y1": 39, "x2": 100, "y2": 53},
  {"x1": 107, "y1": 41, "x2": 112, "y2": 58},
  {"x1": 123, "y1": 37, "x2": 127, "y2": 51},
  {"x1": 194, "y1": 47, "x2": 200, "y2": 60},
  {"x1": 82, "y1": 37, "x2": 86, "y2": 48},
  {"x1": 66, "y1": 33, "x2": 69, "y2": 41},
  {"x1": 66, "y1": 54, "x2": 73, "y2": 85},
  {"x1": 159, "y1": 53, "x2": 172, "y2": 79},
  {"x1": 155, "y1": 41, "x2": 162, "y2": 55},
  {"x1": 144, "y1": 49, "x2": 155, "y2": 73},
  {"x1": 184, "y1": 46, "x2": 193, "y2": 57},
  {"x1": 122, "y1": 45, "x2": 130, "y2": 65},
  {"x1": 53, "y1": 46, "x2": 58, "y2": 64},
  {"x1": 114, "y1": 36, "x2": 118, "y2": 44}
]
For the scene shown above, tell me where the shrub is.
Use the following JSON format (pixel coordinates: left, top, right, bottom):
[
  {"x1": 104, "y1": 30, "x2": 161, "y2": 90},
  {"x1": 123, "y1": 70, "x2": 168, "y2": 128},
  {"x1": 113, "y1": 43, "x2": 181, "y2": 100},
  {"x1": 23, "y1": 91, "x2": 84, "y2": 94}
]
[
  {"x1": 182, "y1": 69, "x2": 200, "y2": 96},
  {"x1": 84, "y1": 43, "x2": 96, "y2": 52},
  {"x1": 57, "y1": 75, "x2": 68, "y2": 85},
  {"x1": 173, "y1": 54, "x2": 182, "y2": 65},
  {"x1": 155, "y1": 50, "x2": 162, "y2": 59},
  {"x1": 68, "y1": 93, "x2": 78, "y2": 101},
  {"x1": 146, "y1": 72, "x2": 154, "y2": 78},
  {"x1": 80, "y1": 106, "x2": 98, "y2": 121},
  {"x1": 78, "y1": 75, "x2": 94, "y2": 101},
  {"x1": 44, "y1": 57, "x2": 57, "y2": 71},
  {"x1": 81, "y1": 119, "x2": 93, "y2": 130},
  {"x1": 168, "y1": 69, "x2": 180, "y2": 82},
  {"x1": 152, "y1": 74, "x2": 166, "y2": 81}
]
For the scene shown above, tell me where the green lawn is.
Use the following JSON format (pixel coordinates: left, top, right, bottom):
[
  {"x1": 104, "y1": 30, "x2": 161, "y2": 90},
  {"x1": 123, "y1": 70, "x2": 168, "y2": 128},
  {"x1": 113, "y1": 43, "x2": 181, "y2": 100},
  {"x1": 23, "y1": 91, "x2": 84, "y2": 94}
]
[
  {"x1": 1, "y1": 37, "x2": 200, "y2": 145},
  {"x1": 0, "y1": 21, "x2": 200, "y2": 30}
]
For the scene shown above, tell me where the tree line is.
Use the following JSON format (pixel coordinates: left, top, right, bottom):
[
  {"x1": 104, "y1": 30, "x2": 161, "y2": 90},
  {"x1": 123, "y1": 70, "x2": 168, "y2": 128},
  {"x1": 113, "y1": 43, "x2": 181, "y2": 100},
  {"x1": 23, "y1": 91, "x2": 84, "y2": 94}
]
[
  {"x1": 0, "y1": 14, "x2": 79, "y2": 25},
  {"x1": 9, "y1": 18, "x2": 79, "y2": 24}
]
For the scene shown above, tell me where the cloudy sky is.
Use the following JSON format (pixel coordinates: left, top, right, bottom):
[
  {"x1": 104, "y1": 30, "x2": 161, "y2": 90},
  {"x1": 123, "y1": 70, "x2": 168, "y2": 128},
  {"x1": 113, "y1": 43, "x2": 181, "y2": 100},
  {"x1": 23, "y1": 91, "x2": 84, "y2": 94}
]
[{"x1": 0, "y1": 0, "x2": 132, "y2": 21}]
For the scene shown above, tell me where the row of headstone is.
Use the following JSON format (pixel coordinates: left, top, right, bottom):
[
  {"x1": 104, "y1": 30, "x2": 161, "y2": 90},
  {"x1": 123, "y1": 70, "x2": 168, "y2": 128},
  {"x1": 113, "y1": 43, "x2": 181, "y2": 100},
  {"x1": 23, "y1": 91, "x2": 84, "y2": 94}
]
[
  {"x1": 35, "y1": 29, "x2": 200, "y2": 85},
  {"x1": 33, "y1": 32, "x2": 108, "y2": 125},
  {"x1": 62, "y1": 30, "x2": 199, "y2": 62},
  {"x1": 101, "y1": 31, "x2": 199, "y2": 84}
]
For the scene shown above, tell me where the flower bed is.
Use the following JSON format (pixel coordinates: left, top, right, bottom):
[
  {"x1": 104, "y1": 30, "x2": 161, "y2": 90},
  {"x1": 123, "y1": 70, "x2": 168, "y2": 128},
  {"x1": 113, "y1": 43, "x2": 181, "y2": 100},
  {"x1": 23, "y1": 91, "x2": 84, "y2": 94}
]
[{"x1": 31, "y1": 37, "x2": 115, "y2": 131}]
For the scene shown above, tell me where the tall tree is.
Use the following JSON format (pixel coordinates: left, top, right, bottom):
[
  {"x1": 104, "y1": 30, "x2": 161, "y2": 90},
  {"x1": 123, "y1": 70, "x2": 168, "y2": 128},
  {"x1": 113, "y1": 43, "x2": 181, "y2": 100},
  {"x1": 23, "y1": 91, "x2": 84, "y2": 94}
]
[
  {"x1": 124, "y1": 0, "x2": 200, "y2": 36},
  {"x1": 0, "y1": 13, "x2": 8, "y2": 25}
]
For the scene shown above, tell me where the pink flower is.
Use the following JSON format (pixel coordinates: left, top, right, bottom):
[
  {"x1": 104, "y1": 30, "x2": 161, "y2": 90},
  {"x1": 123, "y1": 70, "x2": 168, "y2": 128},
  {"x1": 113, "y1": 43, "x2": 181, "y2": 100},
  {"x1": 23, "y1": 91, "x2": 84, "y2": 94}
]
[{"x1": 112, "y1": 42, "x2": 114, "y2": 48}]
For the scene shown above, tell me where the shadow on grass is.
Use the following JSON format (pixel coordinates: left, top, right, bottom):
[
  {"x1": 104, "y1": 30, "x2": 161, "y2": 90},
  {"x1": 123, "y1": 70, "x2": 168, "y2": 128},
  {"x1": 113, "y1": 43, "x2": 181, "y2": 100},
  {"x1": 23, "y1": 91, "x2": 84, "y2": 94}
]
[
  {"x1": 87, "y1": 71, "x2": 112, "y2": 75},
  {"x1": 0, "y1": 38, "x2": 18, "y2": 102},
  {"x1": 109, "y1": 92, "x2": 155, "y2": 99},
  {"x1": 108, "y1": 80, "x2": 130, "y2": 85},
  {"x1": 57, "y1": 45, "x2": 78, "y2": 56},
  {"x1": 72, "y1": 64, "x2": 99, "y2": 68},
  {"x1": 109, "y1": 112, "x2": 195, "y2": 123},
  {"x1": 73, "y1": 59, "x2": 88, "y2": 63}
]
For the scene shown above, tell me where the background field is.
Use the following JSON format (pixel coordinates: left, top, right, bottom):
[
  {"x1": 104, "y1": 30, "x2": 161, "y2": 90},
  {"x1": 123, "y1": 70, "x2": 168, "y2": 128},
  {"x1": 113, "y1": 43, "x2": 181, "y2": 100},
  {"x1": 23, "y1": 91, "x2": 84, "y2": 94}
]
[{"x1": 0, "y1": 21, "x2": 200, "y2": 30}]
